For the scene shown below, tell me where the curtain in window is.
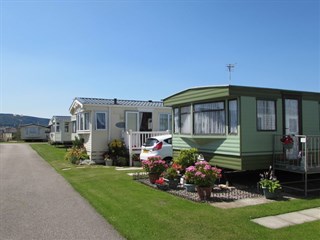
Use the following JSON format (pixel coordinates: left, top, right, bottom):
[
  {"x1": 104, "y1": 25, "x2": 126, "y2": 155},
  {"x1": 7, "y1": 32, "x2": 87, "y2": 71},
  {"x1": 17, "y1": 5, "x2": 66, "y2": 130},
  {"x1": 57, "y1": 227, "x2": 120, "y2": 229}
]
[
  {"x1": 96, "y1": 113, "x2": 106, "y2": 130},
  {"x1": 174, "y1": 108, "x2": 180, "y2": 133},
  {"x1": 181, "y1": 106, "x2": 191, "y2": 134},
  {"x1": 285, "y1": 99, "x2": 298, "y2": 134},
  {"x1": 159, "y1": 114, "x2": 168, "y2": 131},
  {"x1": 194, "y1": 102, "x2": 225, "y2": 134},
  {"x1": 194, "y1": 111, "x2": 225, "y2": 134},
  {"x1": 84, "y1": 113, "x2": 89, "y2": 130},
  {"x1": 229, "y1": 100, "x2": 238, "y2": 134},
  {"x1": 257, "y1": 100, "x2": 276, "y2": 130}
]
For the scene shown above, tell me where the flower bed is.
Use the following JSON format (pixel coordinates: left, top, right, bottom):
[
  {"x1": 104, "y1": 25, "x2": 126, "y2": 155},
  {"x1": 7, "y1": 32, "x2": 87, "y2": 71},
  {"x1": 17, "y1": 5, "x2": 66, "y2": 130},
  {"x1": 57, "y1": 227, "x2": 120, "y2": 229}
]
[{"x1": 136, "y1": 178, "x2": 263, "y2": 203}]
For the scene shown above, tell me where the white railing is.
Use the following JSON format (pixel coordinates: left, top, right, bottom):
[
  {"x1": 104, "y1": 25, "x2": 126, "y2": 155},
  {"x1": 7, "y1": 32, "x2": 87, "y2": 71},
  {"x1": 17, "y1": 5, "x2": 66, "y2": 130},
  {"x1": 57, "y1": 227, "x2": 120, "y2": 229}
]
[{"x1": 123, "y1": 130, "x2": 170, "y2": 166}]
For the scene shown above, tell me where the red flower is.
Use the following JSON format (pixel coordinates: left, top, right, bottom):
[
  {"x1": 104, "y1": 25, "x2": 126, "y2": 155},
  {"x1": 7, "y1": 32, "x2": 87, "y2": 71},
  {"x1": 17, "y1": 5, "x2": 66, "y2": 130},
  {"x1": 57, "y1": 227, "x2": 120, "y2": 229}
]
[
  {"x1": 155, "y1": 178, "x2": 165, "y2": 185},
  {"x1": 280, "y1": 135, "x2": 294, "y2": 145}
]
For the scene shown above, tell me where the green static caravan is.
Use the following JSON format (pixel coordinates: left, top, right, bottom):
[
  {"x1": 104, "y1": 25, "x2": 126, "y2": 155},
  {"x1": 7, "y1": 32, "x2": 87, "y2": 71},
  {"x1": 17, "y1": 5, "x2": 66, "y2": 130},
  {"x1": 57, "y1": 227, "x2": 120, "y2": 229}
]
[{"x1": 163, "y1": 85, "x2": 320, "y2": 171}]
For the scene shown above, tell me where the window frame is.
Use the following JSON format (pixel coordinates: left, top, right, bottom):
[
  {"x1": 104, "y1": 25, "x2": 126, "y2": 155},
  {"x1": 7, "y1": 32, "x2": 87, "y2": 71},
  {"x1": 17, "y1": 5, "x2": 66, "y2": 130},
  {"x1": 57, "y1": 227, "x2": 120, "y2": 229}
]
[
  {"x1": 173, "y1": 108, "x2": 180, "y2": 134},
  {"x1": 180, "y1": 105, "x2": 192, "y2": 134},
  {"x1": 64, "y1": 122, "x2": 69, "y2": 133},
  {"x1": 95, "y1": 112, "x2": 108, "y2": 130},
  {"x1": 159, "y1": 113, "x2": 172, "y2": 131},
  {"x1": 256, "y1": 99, "x2": 277, "y2": 131},
  {"x1": 228, "y1": 99, "x2": 238, "y2": 135},
  {"x1": 193, "y1": 101, "x2": 226, "y2": 135},
  {"x1": 77, "y1": 112, "x2": 90, "y2": 131}
]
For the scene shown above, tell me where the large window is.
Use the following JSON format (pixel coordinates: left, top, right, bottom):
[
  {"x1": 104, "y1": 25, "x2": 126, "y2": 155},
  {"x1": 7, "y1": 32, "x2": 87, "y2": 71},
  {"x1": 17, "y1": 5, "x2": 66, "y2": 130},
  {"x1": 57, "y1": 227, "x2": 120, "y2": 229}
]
[
  {"x1": 194, "y1": 102, "x2": 225, "y2": 134},
  {"x1": 257, "y1": 100, "x2": 276, "y2": 131},
  {"x1": 56, "y1": 123, "x2": 60, "y2": 132},
  {"x1": 180, "y1": 106, "x2": 191, "y2": 134},
  {"x1": 159, "y1": 113, "x2": 172, "y2": 131},
  {"x1": 95, "y1": 112, "x2": 108, "y2": 130},
  {"x1": 228, "y1": 99, "x2": 238, "y2": 134},
  {"x1": 77, "y1": 112, "x2": 90, "y2": 131}
]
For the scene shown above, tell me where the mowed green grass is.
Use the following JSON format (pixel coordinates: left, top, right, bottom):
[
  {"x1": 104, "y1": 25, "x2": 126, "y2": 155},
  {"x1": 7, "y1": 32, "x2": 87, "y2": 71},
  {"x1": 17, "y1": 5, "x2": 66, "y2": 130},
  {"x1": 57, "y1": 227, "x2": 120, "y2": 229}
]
[{"x1": 31, "y1": 144, "x2": 320, "y2": 240}]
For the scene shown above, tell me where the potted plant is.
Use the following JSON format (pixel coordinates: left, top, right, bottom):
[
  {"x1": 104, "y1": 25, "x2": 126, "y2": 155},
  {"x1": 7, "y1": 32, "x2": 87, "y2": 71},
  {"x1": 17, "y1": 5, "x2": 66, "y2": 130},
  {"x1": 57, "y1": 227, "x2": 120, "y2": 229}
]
[
  {"x1": 259, "y1": 166, "x2": 282, "y2": 199},
  {"x1": 193, "y1": 161, "x2": 222, "y2": 201},
  {"x1": 141, "y1": 156, "x2": 168, "y2": 184},
  {"x1": 103, "y1": 153, "x2": 113, "y2": 166},
  {"x1": 164, "y1": 167, "x2": 179, "y2": 189},
  {"x1": 132, "y1": 154, "x2": 141, "y2": 167}
]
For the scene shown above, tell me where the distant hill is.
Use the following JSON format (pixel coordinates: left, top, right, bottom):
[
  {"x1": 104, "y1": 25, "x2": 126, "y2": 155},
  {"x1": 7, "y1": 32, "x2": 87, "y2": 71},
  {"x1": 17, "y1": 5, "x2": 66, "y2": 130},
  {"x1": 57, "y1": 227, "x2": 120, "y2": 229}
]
[{"x1": 0, "y1": 113, "x2": 50, "y2": 127}]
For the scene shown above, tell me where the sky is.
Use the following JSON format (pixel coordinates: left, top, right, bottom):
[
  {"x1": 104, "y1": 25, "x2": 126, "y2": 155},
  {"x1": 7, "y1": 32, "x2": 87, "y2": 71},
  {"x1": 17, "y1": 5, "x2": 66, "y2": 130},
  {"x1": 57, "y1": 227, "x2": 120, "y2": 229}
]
[{"x1": 1, "y1": 0, "x2": 319, "y2": 118}]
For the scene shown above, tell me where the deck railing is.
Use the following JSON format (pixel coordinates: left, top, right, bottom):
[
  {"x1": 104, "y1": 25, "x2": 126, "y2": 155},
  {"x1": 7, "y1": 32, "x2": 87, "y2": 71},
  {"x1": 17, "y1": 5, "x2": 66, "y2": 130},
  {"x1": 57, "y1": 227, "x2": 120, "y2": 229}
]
[
  {"x1": 273, "y1": 135, "x2": 320, "y2": 173},
  {"x1": 273, "y1": 134, "x2": 320, "y2": 196},
  {"x1": 122, "y1": 130, "x2": 170, "y2": 166}
]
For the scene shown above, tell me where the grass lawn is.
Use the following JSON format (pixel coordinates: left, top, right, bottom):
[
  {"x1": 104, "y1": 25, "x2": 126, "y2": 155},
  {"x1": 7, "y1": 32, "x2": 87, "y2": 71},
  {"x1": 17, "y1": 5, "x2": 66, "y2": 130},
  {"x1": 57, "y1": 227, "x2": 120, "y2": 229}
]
[{"x1": 31, "y1": 144, "x2": 320, "y2": 240}]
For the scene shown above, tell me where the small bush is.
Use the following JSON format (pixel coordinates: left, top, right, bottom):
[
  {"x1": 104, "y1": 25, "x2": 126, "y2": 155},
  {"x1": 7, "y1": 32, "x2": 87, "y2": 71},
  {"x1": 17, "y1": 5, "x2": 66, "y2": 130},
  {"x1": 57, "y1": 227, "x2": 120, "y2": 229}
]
[
  {"x1": 174, "y1": 148, "x2": 199, "y2": 171},
  {"x1": 65, "y1": 147, "x2": 89, "y2": 164}
]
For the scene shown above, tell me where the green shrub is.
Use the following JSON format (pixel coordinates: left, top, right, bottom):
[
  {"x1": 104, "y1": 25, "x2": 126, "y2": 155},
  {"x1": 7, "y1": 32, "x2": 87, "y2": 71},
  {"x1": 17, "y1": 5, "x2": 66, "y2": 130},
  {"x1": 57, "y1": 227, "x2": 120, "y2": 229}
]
[{"x1": 174, "y1": 148, "x2": 198, "y2": 170}]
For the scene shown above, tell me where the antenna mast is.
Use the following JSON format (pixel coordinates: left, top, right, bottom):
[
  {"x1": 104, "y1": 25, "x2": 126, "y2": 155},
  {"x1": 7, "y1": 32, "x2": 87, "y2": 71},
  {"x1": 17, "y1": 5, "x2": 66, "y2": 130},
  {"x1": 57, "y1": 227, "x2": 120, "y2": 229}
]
[{"x1": 226, "y1": 63, "x2": 236, "y2": 83}]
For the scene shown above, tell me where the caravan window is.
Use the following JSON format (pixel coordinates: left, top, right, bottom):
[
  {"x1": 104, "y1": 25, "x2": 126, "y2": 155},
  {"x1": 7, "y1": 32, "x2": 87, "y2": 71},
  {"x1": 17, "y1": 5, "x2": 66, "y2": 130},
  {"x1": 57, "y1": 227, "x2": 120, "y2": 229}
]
[
  {"x1": 228, "y1": 99, "x2": 238, "y2": 134},
  {"x1": 95, "y1": 112, "x2": 108, "y2": 130},
  {"x1": 194, "y1": 102, "x2": 225, "y2": 135},
  {"x1": 77, "y1": 112, "x2": 90, "y2": 131},
  {"x1": 257, "y1": 100, "x2": 276, "y2": 131},
  {"x1": 173, "y1": 108, "x2": 180, "y2": 134},
  {"x1": 159, "y1": 113, "x2": 172, "y2": 131},
  {"x1": 180, "y1": 106, "x2": 191, "y2": 134}
]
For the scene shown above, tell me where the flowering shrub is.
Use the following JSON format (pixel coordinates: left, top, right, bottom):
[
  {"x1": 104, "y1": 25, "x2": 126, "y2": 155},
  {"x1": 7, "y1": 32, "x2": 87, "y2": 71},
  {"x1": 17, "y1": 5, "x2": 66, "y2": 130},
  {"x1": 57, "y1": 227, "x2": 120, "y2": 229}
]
[
  {"x1": 108, "y1": 139, "x2": 128, "y2": 157},
  {"x1": 164, "y1": 166, "x2": 179, "y2": 180},
  {"x1": 171, "y1": 162, "x2": 182, "y2": 172},
  {"x1": 185, "y1": 165, "x2": 197, "y2": 184},
  {"x1": 142, "y1": 156, "x2": 168, "y2": 174},
  {"x1": 192, "y1": 161, "x2": 222, "y2": 187},
  {"x1": 65, "y1": 147, "x2": 89, "y2": 164}
]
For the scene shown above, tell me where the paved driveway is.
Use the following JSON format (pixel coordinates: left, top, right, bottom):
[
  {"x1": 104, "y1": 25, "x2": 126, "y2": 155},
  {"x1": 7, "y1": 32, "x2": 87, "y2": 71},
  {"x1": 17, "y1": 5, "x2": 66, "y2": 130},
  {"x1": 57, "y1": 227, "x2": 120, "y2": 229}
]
[{"x1": 0, "y1": 143, "x2": 125, "y2": 240}]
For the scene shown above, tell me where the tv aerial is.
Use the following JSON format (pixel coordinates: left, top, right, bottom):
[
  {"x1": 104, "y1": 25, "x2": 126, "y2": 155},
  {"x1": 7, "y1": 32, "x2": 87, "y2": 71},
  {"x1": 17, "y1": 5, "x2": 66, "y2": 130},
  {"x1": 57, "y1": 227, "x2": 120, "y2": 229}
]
[{"x1": 226, "y1": 63, "x2": 236, "y2": 83}]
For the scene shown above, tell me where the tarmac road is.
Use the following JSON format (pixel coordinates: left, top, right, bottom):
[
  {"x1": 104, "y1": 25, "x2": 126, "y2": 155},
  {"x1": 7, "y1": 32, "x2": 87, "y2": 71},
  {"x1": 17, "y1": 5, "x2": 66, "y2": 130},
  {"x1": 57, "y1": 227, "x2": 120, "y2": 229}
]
[{"x1": 0, "y1": 143, "x2": 125, "y2": 240}]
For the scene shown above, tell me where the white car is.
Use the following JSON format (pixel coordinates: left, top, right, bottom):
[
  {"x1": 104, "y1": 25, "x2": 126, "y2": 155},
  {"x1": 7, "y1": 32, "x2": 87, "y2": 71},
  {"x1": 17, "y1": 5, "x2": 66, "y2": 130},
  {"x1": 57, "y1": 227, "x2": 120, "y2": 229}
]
[{"x1": 139, "y1": 134, "x2": 173, "y2": 162}]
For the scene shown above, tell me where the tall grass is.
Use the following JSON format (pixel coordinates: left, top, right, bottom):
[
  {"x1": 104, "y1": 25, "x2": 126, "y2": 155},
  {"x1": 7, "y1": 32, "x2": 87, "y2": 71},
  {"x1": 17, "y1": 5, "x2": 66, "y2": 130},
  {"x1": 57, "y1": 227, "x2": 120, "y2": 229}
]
[{"x1": 31, "y1": 144, "x2": 320, "y2": 240}]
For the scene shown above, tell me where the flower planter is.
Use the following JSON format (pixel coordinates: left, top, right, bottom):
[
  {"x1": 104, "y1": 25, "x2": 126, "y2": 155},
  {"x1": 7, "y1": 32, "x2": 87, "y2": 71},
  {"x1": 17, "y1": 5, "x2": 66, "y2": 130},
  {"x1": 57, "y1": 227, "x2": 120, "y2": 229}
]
[
  {"x1": 184, "y1": 183, "x2": 196, "y2": 192},
  {"x1": 196, "y1": 186, "x2": 212, "y2": 201},
  {"x1": 262, "y1": 187, "x2": 280, "y2": 199},
  {"x1": 105, "y1": 159, "x2": 113, "y2": 166},
  {"x1": 148, "y1": 172, "x2": 160, "y2": 184},
  {"x1": 283, "y1": 143, "x2": 293, "y2": 149},
  {"x1": 165, "y1": 179, "x2": 179, "y2": 189},
  {"x1": 156, "y1": 184, "x2": 169, "y2": 191}
]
